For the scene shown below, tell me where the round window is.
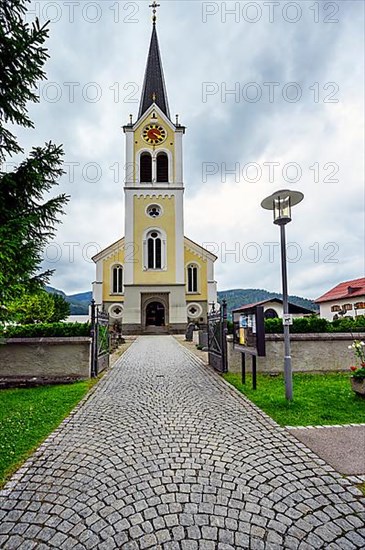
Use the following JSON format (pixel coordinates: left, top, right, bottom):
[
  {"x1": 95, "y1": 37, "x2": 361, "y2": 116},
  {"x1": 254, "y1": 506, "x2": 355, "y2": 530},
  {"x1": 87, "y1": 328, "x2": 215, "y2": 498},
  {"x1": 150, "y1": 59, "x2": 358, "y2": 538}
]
[
  {"x1": 187, "y1": 303, "x2": 203, "y2": 319},
  {"x1": 108, "y1": 304, "x2": 124, "y2": 319},
  {"x1": 146, "y1": 204, "x2": 162, "y2": 219}
]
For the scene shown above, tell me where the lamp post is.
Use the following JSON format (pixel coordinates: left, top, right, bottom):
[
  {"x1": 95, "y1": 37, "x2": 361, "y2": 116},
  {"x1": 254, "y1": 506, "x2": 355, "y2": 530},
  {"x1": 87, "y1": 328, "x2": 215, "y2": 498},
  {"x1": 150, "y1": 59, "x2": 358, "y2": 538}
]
[{"x1": 261, "y1": 189, "x2": 304, "y2": 401}]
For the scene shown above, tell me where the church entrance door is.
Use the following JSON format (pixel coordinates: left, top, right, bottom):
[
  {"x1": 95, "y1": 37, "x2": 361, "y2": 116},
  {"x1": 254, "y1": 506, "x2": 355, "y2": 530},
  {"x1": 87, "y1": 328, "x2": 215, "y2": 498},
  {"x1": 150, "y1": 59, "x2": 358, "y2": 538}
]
[{"x1": 146, "y1": 301, "x2": 165, "y2": 327}]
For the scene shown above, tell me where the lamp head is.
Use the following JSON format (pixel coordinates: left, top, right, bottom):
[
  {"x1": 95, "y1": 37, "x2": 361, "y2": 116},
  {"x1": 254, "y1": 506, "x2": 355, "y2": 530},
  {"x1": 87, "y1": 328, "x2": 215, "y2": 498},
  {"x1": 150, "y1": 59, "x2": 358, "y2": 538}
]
[{"x1": 261, "y1": 189, "x2": 304, "y2": 226}]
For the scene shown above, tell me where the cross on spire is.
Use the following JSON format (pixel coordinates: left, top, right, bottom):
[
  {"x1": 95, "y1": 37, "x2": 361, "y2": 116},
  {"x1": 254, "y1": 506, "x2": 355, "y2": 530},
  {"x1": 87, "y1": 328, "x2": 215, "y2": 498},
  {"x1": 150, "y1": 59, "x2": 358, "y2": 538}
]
[{"x1": 149, "y1": 1, "x2": 160, "y2": 25}]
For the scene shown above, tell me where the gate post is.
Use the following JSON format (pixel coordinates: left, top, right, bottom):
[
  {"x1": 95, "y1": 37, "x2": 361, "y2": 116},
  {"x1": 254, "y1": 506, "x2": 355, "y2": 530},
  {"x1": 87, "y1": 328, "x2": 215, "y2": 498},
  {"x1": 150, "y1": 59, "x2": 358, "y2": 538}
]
[
  {"x1": 90, "y1": 300, "x2": 97, "y2": 378},
  {"x1": 94, "y1": 309, "x2": 100, "y2": 378},
  {"x1": 221, "y1": 299, "x2": 228, "y2": 373}
]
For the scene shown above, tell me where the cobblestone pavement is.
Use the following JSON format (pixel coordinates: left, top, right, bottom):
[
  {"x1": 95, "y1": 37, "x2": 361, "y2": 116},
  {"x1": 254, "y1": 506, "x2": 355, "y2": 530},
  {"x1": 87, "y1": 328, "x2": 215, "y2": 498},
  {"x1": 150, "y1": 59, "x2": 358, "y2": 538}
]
[{"x1": 0, "y1": 336, "x2": 364, "y2": 550}]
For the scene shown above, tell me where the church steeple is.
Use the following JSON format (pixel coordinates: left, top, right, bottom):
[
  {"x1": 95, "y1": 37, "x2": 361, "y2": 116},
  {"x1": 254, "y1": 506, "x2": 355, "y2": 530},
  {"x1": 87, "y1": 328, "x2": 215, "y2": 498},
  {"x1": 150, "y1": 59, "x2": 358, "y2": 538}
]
[
  {"x1": 138, "y1": 3, "x2": 170, "y2": 120},
  {"x1": 92, "y1": 0, "x2": 217, "y2": 335}
]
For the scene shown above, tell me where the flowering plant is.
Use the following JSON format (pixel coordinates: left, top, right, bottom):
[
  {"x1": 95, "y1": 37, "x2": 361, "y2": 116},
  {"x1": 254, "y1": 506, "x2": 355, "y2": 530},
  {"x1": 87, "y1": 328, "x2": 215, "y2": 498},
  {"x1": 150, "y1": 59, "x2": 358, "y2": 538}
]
[{"x1": 348, "y1": 340, "x2": 365, "y2": 379}]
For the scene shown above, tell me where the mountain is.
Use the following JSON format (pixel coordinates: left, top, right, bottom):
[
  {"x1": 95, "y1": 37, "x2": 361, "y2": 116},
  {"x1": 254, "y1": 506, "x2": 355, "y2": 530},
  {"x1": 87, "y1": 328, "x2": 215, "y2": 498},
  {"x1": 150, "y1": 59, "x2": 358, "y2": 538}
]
[
  {"x1": 46, "y1": 287, "x2": 91, "y2": 315},
  {"x1": 45, "y1": 286, "x2": 67, "y2": 298},
  {"x1": 68, "y1": 291, "x2": 93, "y2": 303},
  {"x1": 217, "y1": 289, "x2": 318, "y2": 317}
]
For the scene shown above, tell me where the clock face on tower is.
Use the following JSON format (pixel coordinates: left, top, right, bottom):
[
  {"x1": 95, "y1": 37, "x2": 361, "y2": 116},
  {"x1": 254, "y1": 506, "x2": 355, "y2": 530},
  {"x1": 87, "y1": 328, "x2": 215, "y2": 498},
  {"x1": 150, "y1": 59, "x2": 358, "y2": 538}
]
[{"x1": 142, "y1": 124, "x2": 167, "y2": 145}]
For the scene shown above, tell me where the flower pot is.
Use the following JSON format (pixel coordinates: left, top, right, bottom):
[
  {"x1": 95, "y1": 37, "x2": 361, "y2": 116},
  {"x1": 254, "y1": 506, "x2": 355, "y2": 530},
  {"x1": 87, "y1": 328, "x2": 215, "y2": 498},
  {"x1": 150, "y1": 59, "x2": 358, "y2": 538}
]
[{"x1": 350, "y1": 377, "x2": 365, "y2": 397}]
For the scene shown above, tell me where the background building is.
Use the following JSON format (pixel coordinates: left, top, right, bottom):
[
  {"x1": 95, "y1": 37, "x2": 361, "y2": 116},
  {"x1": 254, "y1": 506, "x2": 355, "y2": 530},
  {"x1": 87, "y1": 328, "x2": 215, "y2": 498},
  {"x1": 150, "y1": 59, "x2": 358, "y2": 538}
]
[
  {"x1": 232, "y1": 298, "x2": 315, "y2": 324},
  {"x1": 315, "y1": 277, "x2": 365, "y2": 320}
]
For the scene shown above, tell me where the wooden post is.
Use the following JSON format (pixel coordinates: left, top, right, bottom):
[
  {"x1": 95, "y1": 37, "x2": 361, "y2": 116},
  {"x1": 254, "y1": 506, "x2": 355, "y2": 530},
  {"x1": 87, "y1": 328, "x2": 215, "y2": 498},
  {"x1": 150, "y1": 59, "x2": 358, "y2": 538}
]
[
  {"x1": 252, "y1": 355, "x2": 257, "y2": 390},
  {"x1": 241, "y1": 353, "x2": 246, "y2": 385}
]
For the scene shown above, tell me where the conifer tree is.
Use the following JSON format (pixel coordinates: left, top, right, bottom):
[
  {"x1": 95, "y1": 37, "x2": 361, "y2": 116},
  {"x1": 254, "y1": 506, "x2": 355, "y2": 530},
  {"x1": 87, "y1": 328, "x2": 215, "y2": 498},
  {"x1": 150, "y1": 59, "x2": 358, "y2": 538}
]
[{"x1": 0, "y1": 0, "x2": 69, "y2": 318}]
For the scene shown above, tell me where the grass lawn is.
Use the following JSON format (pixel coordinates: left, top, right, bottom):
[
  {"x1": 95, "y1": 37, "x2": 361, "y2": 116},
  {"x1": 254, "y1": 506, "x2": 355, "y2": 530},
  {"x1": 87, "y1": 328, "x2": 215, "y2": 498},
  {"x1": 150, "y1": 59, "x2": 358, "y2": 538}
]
[
  {"x1": 0, "y1": 381, "x2": 92, "y2": 487},
  {"x1": 223, "y1": 372, "x2": 365, "y2": 427}
]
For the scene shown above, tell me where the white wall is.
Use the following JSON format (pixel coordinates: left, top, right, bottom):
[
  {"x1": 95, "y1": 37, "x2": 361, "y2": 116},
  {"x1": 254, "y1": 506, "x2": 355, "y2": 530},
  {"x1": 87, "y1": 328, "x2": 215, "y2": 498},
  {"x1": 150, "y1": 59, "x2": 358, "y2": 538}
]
[
  {"x1": 233, "y1": 301, "x2": 311, "y2": 321},
  {"x1": 319, "y1": 297, "x2": 365, "y2": 320}
]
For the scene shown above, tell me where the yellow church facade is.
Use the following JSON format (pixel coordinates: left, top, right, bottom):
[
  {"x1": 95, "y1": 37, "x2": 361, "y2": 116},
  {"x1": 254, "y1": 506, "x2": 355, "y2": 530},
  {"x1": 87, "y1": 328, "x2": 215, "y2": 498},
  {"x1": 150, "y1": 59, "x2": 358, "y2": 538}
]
[{"x1": 92, "y1": 10, "x2": 217, "y2": 334}]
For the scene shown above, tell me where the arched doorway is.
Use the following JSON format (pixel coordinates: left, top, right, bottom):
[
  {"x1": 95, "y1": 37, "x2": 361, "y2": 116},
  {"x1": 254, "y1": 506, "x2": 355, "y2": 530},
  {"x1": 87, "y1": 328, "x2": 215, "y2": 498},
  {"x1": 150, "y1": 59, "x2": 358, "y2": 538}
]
[{"x1": 146, "y1": 301, "x2": 165, "y2": 327}]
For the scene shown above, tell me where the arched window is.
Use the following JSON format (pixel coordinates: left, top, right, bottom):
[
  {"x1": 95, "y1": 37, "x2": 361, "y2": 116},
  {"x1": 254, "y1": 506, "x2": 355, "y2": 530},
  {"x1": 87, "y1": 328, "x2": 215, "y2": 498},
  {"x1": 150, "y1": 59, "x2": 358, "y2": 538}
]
[
  {"x1": 187, "y1": 264, "x2": 198, "y2": 293},
  {"x1": 157, "y1": 152, "x2": 169, "y2": 183},
  {"x1": 112, "y1": 265, "x2": 123, "y2": 294},
  {"x1": 147, "y1": 231, "x2": 162, "y2": 269},
  {"x1": 264, "y1": 308, "x2": 278, "y2": 319},
  {"x1": 140, "y1": 152, "x2": 152, "y2": 182}
]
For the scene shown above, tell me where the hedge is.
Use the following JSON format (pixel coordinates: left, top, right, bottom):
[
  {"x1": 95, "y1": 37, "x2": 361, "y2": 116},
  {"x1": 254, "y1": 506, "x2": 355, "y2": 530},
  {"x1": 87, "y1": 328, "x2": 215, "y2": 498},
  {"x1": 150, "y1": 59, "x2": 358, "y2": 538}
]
[
  {"x1": 227, "y1": 315, "x2": 365, "y2": 335},
  {"x1": 0, "y1": 323, "x2": 91, "y2": 339},
  {"x1": 265, "y1": 315, "x2": 365, "y2": 334}
]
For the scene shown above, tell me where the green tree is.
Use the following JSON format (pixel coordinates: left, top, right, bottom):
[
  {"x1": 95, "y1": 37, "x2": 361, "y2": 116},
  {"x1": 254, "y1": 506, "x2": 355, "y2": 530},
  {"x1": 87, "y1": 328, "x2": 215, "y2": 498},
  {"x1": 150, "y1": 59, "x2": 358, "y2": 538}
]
[
  {"x1": 0, "y1": 0, "x2": 69, "y2": 320},
  {"x1": 9, "y1": 291, "x2": 55, "y2": 324},
  {"x1": 49, "y1": 293, "x2": 71, "y2": 323}
]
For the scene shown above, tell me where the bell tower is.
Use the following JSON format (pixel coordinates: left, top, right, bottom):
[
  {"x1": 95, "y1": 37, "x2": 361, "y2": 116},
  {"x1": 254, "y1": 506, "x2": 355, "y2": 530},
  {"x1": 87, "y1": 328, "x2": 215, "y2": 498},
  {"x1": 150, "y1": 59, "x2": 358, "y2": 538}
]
[
  {"x1": 92, "y1": 2, "x2": 217, "y2": 334},
  {"x1": 122, "y1": 3, "x2": 187, "y2": 331}
]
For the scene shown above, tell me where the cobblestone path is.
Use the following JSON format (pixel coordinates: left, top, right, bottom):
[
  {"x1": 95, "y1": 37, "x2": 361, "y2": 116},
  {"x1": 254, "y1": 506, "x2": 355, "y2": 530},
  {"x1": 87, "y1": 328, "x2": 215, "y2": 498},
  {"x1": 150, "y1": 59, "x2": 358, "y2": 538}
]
[{"x1": 1, "y1": 336, "x2": 364, "y2": 549}]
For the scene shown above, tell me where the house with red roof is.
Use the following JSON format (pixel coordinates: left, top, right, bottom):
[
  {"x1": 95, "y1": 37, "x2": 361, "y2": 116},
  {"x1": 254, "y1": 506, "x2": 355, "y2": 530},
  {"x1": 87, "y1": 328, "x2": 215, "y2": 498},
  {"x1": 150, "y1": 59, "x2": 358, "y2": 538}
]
[{"x1": 315, "y1": 277, "x2": 365, "y2": 320}]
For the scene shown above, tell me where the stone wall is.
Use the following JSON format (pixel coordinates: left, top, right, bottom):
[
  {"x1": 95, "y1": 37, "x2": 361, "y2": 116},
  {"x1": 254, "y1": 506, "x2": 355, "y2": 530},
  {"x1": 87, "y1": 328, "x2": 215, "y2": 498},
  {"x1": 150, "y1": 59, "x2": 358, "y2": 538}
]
[
  {"x1": 227, "y1": 333, "x2": 365, "y2": 374},
  {"x1": 0, "y1": 338, "x2": 92, "y2": 387}
]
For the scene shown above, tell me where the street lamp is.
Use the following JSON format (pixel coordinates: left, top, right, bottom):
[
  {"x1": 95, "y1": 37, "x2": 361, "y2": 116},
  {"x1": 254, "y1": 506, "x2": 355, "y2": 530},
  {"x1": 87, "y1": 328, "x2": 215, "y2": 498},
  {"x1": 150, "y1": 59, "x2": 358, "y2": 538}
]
[{"x1": 261, "y1": 189, "x2": 304, "y2": 401}]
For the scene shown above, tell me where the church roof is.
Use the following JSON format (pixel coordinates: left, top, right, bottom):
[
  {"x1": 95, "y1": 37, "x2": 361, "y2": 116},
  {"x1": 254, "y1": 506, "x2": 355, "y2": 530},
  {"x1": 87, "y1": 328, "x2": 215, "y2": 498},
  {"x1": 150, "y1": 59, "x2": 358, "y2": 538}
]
[
  {"x1": 138, "y1": 22, "x2": 170, "y2": 120},
  {"x1": 92, "y1": 236, "x2": 217, "y2": 264},
  {"x1": 184, "y1": 237, "x2": 218, "y2": 261},
  {"x1": 92, "y1": 237, "x2": 125, "y2": 263}
]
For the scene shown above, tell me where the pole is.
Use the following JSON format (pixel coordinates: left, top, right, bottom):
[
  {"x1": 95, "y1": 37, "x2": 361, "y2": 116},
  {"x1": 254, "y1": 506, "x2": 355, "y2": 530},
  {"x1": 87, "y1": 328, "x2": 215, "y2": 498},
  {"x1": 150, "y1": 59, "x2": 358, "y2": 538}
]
[
  {"x1": 90, "y1": 300, "x2": 96, "y2": 378},
  {"x1": 241, "y1": 353, "x2": 246, "y2": 385},
  {"x1": 280, "y1": 224, "x2": 293, "y2": 401},
  {"x1": 252, "y1": 355, "x2": 257, "y2": 390},
  {"x1": 221, "y1": 300, "x2": 228, "y2": 374}
]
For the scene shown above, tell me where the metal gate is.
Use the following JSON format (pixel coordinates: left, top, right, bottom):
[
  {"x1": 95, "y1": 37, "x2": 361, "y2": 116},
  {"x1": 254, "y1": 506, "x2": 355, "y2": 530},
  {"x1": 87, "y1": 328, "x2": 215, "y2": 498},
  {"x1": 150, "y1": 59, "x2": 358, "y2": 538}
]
[
  {"x1": 90, "y1": 300, "x2": 110, "y2": 378},
  {"x1": 207, "y1": 300, "x2": 228, "y2": 373}
]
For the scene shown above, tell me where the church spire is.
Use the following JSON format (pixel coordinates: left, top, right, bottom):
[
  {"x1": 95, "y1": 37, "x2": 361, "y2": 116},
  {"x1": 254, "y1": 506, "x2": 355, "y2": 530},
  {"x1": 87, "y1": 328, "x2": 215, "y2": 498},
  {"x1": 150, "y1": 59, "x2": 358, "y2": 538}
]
[{"x1": 138, "y1": 3, "x2": 170, "y2": 120}]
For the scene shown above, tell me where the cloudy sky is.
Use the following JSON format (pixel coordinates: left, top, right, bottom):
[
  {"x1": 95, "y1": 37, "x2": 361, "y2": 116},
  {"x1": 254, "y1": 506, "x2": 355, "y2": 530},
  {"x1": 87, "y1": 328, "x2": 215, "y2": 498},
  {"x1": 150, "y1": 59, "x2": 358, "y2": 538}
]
[{"x1": 12, "y1": 0, "x2": 365, "y2": 299}]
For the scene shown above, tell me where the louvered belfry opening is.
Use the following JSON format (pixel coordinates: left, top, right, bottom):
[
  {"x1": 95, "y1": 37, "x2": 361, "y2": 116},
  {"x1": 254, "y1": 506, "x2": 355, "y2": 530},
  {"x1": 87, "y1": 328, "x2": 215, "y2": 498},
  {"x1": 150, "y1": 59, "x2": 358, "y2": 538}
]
[
  {"x1": 140, "y1": 152, "x2": 152, "y2": 182},
  {"x1": 157, "y1": 152, "x2": 168, "y2": 182}
]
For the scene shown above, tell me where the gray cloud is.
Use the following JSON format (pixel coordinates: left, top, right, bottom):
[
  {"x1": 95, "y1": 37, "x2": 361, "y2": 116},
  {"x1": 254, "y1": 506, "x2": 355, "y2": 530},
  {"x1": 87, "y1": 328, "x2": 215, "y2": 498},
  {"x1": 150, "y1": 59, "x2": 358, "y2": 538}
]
[{"x1": 9, "y1": 0, "x2": 364, "y2": 299}]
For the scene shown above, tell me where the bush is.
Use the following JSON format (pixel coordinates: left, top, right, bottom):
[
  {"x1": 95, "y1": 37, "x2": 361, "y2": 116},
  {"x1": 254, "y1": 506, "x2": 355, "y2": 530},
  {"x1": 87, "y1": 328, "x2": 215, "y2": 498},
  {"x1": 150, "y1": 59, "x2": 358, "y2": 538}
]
[
  {"x1": 8, "y1": 292, "x2": 55, "y2": 324},
  {"x1": 264, "y1": 318, "x2": 283, "y2": 333},
  {"x1": 48, "y1": 294, "x2": 71, "y2": 323},
  {"x1": 6, "y1": 291, "x2": 71, "y2": 325},
  {"x1": 331, "y1": 315, "x2": 365, "y2": 333},
  {"x1": 293, "y1": 316, "x2": 329, "y2": 333},
  {"x1": 264, "y1": 315, "x2": 365, "y2": 334},
  {"x1": 353, "y1": 315, "x2": 365, "y2": 331},
  {"x1": 0, "y1": 323, "x2": 91, "y2": 339}
]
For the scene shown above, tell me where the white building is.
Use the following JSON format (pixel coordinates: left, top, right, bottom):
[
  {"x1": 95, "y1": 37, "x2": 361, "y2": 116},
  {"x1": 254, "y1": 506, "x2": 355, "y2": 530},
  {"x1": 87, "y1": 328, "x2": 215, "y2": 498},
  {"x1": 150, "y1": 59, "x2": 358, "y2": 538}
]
[
  {"x1": 232, "y1": 298, "x2": 315, "y2": 323},
  {"x1": 315, "y1": 277, "x2": 365, "y2": 320}
]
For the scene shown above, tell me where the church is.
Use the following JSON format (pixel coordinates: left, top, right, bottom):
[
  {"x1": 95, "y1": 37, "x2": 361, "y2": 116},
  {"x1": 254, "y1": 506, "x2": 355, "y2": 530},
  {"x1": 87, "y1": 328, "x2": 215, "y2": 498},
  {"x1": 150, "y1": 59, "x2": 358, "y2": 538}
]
[{"x1": 92, "y1": 3, "x2": 217, "y2": 334}]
